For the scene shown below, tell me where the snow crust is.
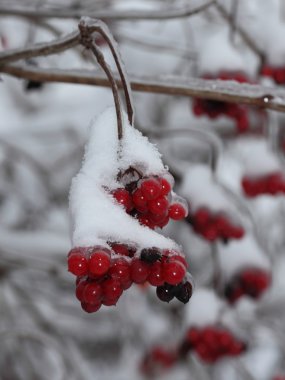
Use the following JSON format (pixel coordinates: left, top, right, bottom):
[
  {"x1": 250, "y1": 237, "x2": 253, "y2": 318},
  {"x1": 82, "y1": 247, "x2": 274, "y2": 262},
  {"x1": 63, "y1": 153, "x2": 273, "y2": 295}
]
[
  {"x1": 70, "y1": 107, "x2": 178, "y2": 250},
  {"x1": 231, "y1": 137, "x2": 282, "y2": 177},
  {"x1": 218, "y1": 235, "x2": 270, "y2": 281},
  {"x1": 185, "y1": 288, "x2": 225, "y2": 327}
]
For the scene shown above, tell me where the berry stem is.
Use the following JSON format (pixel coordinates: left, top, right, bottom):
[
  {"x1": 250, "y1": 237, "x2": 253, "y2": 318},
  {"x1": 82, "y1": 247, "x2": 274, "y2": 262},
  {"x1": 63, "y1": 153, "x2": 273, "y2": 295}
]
[{"x1": 79, "y1": 18, "x2": 125, "y2": 140}]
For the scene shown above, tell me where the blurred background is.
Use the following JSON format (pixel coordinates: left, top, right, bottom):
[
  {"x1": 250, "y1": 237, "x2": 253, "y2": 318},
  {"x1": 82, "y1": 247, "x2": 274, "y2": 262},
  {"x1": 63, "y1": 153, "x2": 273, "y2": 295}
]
[{"x1": 1, "y1": 0, "x2": 285, "y2": 379}]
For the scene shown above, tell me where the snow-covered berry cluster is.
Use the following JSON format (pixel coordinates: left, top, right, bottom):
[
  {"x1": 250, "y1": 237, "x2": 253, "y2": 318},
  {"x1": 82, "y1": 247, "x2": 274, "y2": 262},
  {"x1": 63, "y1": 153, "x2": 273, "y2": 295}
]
[
  {"x1": 188, "y1": 207, "x2": 245, "y2": 242},
  {"x1": 68, "y1": 246, "x2": 192, "y2": 312},
  {"x1": 179, "y1": 326, "x2": 246, "y2": 363},
  {"x1": 192, "y1": 71, "x2": 251, "y2": 133},
  {"x1": 261, "y1": 65, "x2": 285, "y2": 84},
  {"x1": 112, "y1": 170, "x2": 188, "y2": 229},
  {"x1": 242, "y1": 172, "x2": 285, "y2": 197},
  {"x1": 224, "y1": 268, "x2": 271, "y2": 304}
]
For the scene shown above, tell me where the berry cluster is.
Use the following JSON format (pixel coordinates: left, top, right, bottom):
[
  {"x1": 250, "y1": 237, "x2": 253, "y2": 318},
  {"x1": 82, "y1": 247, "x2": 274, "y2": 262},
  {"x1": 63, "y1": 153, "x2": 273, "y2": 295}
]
[
  {"x1": 68, "y1": 246, "x2": 193, "y2": 313},
  {"x1": 261, "y1": 65, "x2": 285, "y2": 85},
  {"x1": 242, "y1": 172, "x2": 285, "y2": 197},
  {"x1": 224, "y1": 268, "x2": 271, "y2": 304},
  {"x1": 179, "y1": 326, "x2": 246, "y2": 363},
  {"x1": 112, "y1": 171, "x2": 188, "y2": 229},
  {"x1": 187, "y1": 207, "x2": 244, "y2": 242},
  {"x1": 140, "y1": 347, "x2": 177, "y2": 376},
  {"x1": 192, "y1": 71, "x2": 251, "y2": 133}
]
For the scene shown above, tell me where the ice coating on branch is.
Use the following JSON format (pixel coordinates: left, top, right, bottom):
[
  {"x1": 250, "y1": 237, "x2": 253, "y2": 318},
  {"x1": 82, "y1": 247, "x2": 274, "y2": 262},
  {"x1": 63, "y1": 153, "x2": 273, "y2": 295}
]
[
  {"x1": 218, "y1": 235, "x2": 270, "y2": 281},
  {"x1": 69, "y1": 107, "x2": 178, "y2": 250},
  {"x1": 185, "y1": 288, "x2": 224, "y2": 327},
  {"x1": 231, "y1": 138, "x2": 282, "y2": 177},
  {"x1": 180, "y1": 164, "x2": 239, "y2": 214}
]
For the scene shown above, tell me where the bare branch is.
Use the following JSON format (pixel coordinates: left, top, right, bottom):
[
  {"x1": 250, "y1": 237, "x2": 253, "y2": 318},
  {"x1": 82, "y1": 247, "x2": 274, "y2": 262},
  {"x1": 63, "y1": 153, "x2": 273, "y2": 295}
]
[
  {"x1": 0, "y1": 1, "x2": 216, "y2": 20},
  {"x1": 2, "y1": 64, "x2": 285, "y2": 112},
  {"x1": 0, "y1": 31, "x2": 80, "y2": 65}
]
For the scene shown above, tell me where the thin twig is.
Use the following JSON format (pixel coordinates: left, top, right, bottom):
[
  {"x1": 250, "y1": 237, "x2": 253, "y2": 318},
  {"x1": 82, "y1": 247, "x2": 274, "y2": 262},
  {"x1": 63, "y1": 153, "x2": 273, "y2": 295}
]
[
  {"x1": 0, "y1": 30, "x2": 80, "y2": 65},
  {"x1": 80, "y1": 17, "x2": 134, "y2": 125},
  {"x1": 78, "y1": 19, "x2": 123, "y2": 140},
  {"x1": 2, "y1": 64, "x2": 285, "y2": 112},
  {"x1": 0, "y1": 0, "x2": 216, "y2": 20}
]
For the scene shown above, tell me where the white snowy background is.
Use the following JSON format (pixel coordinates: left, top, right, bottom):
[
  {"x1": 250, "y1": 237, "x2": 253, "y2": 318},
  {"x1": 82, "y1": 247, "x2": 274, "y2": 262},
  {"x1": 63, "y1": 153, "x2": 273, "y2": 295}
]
[{"x1": 1, "y1": 0, "x2": 285, "y2": 379}]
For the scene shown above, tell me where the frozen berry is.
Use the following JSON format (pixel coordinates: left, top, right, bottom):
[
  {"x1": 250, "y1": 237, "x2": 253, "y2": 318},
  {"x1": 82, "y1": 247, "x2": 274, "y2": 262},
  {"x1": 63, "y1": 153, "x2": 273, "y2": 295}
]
[
  {"x1": 68, "y1": 248, "x2": 88, "y2": 276},
  {"x1": 112, "y1": 188, "x2": 133, "y2": 212},
  {"x1": 83, "y1": 282, "x2": 102, "y2": 304},
  {"x1": 162, "y1": 260, "x2": 186, "y2": 285},
  {"x1": 140, "y1": 178, "x2": 162, "y2": 200},
  {"x1": 102, "y1": 278, "x2": 123, "y2": 303},
  {"x1": 148, "y1": 197, "x2": 169, "y2": 216},
  {"x1": 156, "y1": 283, "x2": 175, "y2": 302},
  {"x1": 109, "y1": 258, "x2": 130, "y2": 284},
  {"x1": 148, "y1": 262, "x2": 165, "y2": 286},
  {"x1": 81, "y1": 301, "x2": 102, "y2": 313},
  {"x1": 130, "y1": 259, "x2": 150, "y2": 284},
  {"x1": 132, "y1": 188, "x2": 148, "y2": 212},
  {"x1": 89, "y1": 249, "x2": 111, "y2": 276},
  {"x1": 169, "y1": 203, "x2": 187, "y2": 220},
  {"x1": 174, "y1": 281, "x2": 193, "y2": 304},
  {"x1": 140, "y1": 248, "x2": 161, "y2": 263}
]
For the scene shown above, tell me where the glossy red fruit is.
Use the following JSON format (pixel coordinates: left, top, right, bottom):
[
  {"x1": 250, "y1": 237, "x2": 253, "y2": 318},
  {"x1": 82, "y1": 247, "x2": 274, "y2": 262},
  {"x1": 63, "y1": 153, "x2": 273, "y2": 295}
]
[
  {"x1": 162, "y1": 260, "x2": 186, "y2": 285},
  {"x1": 109, "y1": 258, "x2": 130, "y2": 283},
  {"x1": 75, "y1": 279, "x2": 88, "y2": 301},
  {"x1": 194, "y1": 208, "x2": 210, "y2": 226},
  {"x1": 132, "y1": 188, "x2": 148, "y2": 212},
  {"x1": 138, "y1": 214, "x2": 155, "y2": 229},
  {"x1": 140, "y1": 178, "x2": 162, "y2": 200},
  {"x1": 169, "y1": 203, "x2": 187, "y2": 220},
  {"x1": 89, "y1": 250, "x2": 111, "y2": 276},
  {"x1": 111, "y1": 243, "x2": 129, "y2": 256},
  {"x1": 68, "y1": 249, "x2": 88, "y2": 276},
  {"x1": 102, "y1": 278, "x2": 123, "y2": 303},
  {"x1": 159, "y1": 178, "x2": 172, "y2": 195},
  {"x1": 130, "y1": 258, "x2": 150, "y2": 283},
  {"x1": 148, "y1": 262, "x2": 165, "y2": 286},
  {"x1": 148, "y1": 197, "x2": 169, "y2": 216},
  {"x1": 112, "y1": 188, "x2": 133, "y2": 212},
  {"x1": 83, "y1": 282, "x2": 102, "y2": 304},
  {"x1": 81, "y1": 301, "x2": 102, "y2": 313}
]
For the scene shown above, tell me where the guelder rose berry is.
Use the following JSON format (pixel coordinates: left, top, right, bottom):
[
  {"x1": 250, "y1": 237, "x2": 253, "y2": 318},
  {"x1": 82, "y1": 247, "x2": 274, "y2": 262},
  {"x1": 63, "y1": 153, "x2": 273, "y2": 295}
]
[
  {"x1": 89, "y1": 249, "x2": 111, "y2": 276},
  {"x1": 68, "y1": 248, "x2": 88, "y2": 276}
]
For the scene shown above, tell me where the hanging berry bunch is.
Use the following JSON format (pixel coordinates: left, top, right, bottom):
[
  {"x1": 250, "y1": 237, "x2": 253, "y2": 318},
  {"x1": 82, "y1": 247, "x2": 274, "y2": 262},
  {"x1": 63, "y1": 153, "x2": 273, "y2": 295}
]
[
  {"x1": 68, "y1": 18, "x2": 193, "y2": 313},
  {"x1": 192, "y1": 71, "x2": 252, "y2": 133},
  {"x1": 180, "y1": 165, "x2": 245, "y2": 243},
  {"x1": 261, "y1": 65, "x2": 285, "y2": 85},
  {"x1": 178, "y1": 325, "x2": 246, "y2": 363}
]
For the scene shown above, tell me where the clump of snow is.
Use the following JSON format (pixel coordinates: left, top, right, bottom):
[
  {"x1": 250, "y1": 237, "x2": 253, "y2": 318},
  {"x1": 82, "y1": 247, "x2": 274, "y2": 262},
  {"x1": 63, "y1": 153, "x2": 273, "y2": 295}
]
[
  {"x1": 180, "y1": 164, "x2": 242, "y2": 223},
  {"x1": 70, "y1": 107, "x2": 178, "y2": 250},
  {"x1": 230, "y1": 137, "x2": 282, "y2": 177},
  {"x1": 198, "y1": 30, "x2": 248, "y2": 75},
  {"x1": 218, "y1": 235, "x2": 270, "y2": 281},
  {"x1": 185, "y1": 288, "x2": 225, "y2": 327}
]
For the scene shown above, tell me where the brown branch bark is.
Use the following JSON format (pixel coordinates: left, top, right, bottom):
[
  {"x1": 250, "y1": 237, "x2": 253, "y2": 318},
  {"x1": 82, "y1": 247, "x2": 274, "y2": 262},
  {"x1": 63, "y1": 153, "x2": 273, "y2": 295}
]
[
  {"x1": 0, "y1": 1, "x2": 216, "y2": 20},
  {"x1": 1, "y1": 64, "x2": 285, "y2": 112}
]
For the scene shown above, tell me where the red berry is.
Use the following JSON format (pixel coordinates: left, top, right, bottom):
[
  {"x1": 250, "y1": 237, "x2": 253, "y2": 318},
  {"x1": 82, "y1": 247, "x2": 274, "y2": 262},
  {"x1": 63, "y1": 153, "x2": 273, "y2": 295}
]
[
  {"x1": 159, "y1": 178, "x2": 172, "y2": 195},
  {"x1": 130, "y1": 258, "x2": 150, "y2": 284},
  {"x1": 157, "y1": 214, "x2": 170, "y2": 229},
  {"x1": 169, "y1": 203, "x2": 187, "y2": 220},
  {"x1": 112, "y1": 188, "x2": 133, "y2": 212},
  {"x1": 138, "y1": 214, "x2": 155, "y2": 229},
  {"x1": 109, "y1": 258, "x2": 130, "y2": 284},
  {"x1": 83, "y1": 282, "x2": 102, "y2": 304},
  {"x1": 132, "y1": 188, "x2": 148, "y2": 212},
  {"x1": 111, "y1": 243, "x2": 129, "y2": 256},
  {"x1": 68, "y1": 249, "x2": 88, "y2": 276},
  {"x1": 194, "y1": 208, "x2": 210, "y2": 226},
  {"x1": 148, "y1": 262, "x2": 165, "y2": 286},
  {"x1": 102, "y1": 278, "x2": 123, "y2": 303},
  {"x1": 148, "y1": 196, "x2": 169, "y2": 216},
  {"x1": 89, "y1": 250, "x2": 111, "y2": 276},
  {"x1": 81, "y1": 301, "x2": 101, "y2": 313},
  {"x1": 75, "y1": 279, "x2": 88, "y2": 301},
  {"x1": 140, "y1": 178, "x2": 162, "y2": 200},
  {"x1": 162, "y1": 260, "x2": 186, "y2": 285}
]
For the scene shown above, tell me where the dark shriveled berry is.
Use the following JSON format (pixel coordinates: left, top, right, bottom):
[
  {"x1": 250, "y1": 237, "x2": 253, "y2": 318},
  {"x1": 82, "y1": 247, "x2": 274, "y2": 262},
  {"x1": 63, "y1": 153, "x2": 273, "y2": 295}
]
[
  {"x1": 156, "y1": 283, "x2": 176, "y2": 303},
  {"x1": 174, "y1": 281, "x2": 193, "y2": 304},
  {"x1": 140, "y1": 248, "x2": 161, "y2": 263}
]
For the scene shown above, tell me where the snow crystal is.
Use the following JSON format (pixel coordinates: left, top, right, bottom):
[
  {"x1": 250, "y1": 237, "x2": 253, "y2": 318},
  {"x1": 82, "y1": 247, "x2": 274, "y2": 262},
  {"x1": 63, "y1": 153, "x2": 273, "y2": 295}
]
[{"x1": 70, "y1": 107, "x2": 178, "y2": 250}]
